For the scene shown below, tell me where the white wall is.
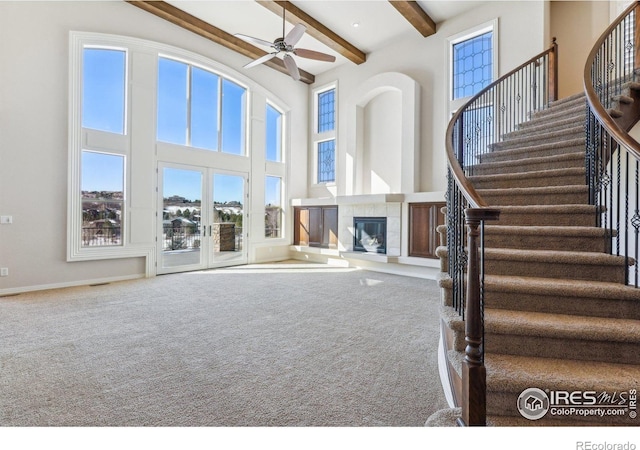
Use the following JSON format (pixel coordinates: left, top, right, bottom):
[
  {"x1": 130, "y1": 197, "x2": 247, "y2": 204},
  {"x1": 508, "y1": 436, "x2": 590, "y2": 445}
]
[
  {"x1": 309, "y1": 0, "x2": 549, "y2": 197},
  {"x1": 551, "y1": 1, "x2": 611, "y2": 98},
  {"x1": 0, "y1": 1, "x2": 308, "y2": 293},
  {"x1": 363, "y1": 90, "x2": 403, "y2": 194}
]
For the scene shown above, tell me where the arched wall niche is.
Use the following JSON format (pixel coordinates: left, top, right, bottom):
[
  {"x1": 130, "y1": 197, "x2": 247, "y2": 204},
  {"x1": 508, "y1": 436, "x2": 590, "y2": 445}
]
[{"x1": 344, "y1": 72, "x2": 421, "y2": 196}]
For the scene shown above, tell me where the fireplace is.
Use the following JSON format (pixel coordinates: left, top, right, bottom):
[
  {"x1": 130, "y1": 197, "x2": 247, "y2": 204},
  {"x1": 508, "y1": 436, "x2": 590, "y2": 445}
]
[{"x1": 353, "y1": 217, "x2": 387, "y2": 254}]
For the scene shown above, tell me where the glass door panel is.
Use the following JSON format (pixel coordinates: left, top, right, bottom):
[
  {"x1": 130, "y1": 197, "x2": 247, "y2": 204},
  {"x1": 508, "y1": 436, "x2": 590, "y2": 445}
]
[
  {"x1": 158, "y1": 166, "x2": 205, "y2": 273},
  {"x1": 211, "y1": 173, "x2": 247, "y2": 266}
]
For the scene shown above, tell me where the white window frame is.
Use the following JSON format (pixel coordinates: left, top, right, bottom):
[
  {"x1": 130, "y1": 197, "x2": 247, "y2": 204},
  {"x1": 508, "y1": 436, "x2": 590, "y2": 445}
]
[
  {"x1": 69, "y1": 32, "x2": 291, "y2": 270},
  {"x1": 68, "y1": 35, "x2": 137, "y2": 263},
  {"x1": 311, "y1": 82, "x2": 337, "y2": 186},
  {"x1": 265, "y1": 100, "x2": 285, "y2": 163},
  {"x1": 446, "y1": 19, "x2": 499, "y2": 115}
]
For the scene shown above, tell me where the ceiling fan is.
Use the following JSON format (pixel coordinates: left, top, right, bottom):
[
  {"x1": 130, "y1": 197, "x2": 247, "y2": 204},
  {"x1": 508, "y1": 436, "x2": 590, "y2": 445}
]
[{"x1": 235, "y1": 9, "x2": 336, "y2": 81}]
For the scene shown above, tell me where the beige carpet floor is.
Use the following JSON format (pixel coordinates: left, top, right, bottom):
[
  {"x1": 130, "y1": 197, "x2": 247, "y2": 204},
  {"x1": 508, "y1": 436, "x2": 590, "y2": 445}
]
[{"x1": 0, "y1": 262, "x2": 447, "y2": 426}]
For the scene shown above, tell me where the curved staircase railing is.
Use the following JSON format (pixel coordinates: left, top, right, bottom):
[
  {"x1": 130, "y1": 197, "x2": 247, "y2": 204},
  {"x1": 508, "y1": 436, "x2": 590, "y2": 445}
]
[
  {"x1": 445, "y1": 41, "x2": 559, "y2": 426},
  {"x1": 584, "y1": 1, "x2": 640, "y2": 288}
]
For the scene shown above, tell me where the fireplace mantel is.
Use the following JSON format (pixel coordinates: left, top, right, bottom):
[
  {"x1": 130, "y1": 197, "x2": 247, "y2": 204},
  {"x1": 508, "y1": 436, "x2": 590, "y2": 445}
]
[{"x1": 336, "y1": 194, "x2": 404, "y2": 205}]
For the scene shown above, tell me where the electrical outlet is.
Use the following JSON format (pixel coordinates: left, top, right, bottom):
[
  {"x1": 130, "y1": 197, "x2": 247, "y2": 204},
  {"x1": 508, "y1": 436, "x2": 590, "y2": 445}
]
[
  {"x1": 0, "y1": 268, "x2": 8, "y2": 277},
  {"x1": 0, "y1": 216, "x2": 12, "y2": 224}
]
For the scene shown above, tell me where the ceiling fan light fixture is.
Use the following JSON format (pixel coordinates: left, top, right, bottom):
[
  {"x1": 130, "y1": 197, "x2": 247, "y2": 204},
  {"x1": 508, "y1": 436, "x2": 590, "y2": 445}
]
[{"x1": 234, "y1": 7, "x2": 336, "y2": 81}]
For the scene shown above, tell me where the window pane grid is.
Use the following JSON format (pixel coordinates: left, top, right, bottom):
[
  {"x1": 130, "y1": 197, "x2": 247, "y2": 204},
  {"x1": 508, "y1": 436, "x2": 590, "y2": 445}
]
[
  {"x1": 157, "y1": 58, "x2": 246, "y2": 155},
  {"x1": 317, "y1": 140, "x2": 335, "y2": 183},
  {"x1": 452, "y1": 31, "x2": 493, "y2": 99},
  {"x1": 317, "y1": 89, "x2": 335, "y2": 133}
]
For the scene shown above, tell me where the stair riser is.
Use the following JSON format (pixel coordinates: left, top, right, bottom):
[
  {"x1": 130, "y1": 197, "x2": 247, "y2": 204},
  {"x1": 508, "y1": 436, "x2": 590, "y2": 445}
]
[
  {"x1": 484, "y1": 259, "x2": 628, "y2": 284},
  {"x1": 485, "y1": 334, "x2": 640, "y2": 365},
  {"x1": 487, "y1": 392, "x2": 637, "y2": 426},
  {"x1": 480, "y1": 144, "x2": 584, "y2": 163},
  {"x1": 480, "y1": 191, "x2": 588, "y2": 206},
  {"x1": 484, "y1": 234, "x2": 608, "y2": 252},
  {"x1": 496, "y1": 212, "x2": 595, "y2": 227},
  {"x1": 485, "y1": 291, "x2": 640, "y2": 320},
  {"x1": 471, "y1": 173, "x2": 585, "y2": 189},
  {"x1": 470, "y1": 156, "x2": 584, "y2": 176}
]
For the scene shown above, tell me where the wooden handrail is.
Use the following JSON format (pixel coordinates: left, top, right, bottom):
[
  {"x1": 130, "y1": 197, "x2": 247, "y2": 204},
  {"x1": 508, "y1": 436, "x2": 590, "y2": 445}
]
[
  {"x1": 583, "y1": 1, "x2": 640, "y2": 163},
  {"x1": 446, "y1": 40, "x2": 559, "y2": 208}
]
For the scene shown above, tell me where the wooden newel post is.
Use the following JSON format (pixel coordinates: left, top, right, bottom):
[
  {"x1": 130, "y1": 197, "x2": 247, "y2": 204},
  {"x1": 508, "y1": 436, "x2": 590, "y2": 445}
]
[
  {"x1": 458, "y1": 208, "x2": 500, "y2": 427},
  {"x1": 549, "y1": 37, "x2": 558, "y2": 103}
]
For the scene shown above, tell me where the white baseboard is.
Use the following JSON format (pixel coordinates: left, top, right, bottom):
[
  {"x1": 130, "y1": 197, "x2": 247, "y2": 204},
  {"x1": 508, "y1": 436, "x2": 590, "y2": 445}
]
[{"x1": 0, "y1": 274, "x2": 145, "y2": 297}]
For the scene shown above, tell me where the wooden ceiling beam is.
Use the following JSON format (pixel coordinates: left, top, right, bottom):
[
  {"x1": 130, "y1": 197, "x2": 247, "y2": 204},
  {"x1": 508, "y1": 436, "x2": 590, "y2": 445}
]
[
  {"x1": 126, "y1": 1, "x2": 315, "y2": 84},
  {"x1": 388, "y1": 1, "x2": 436, "y2": 37},
  {"x1": 257, "y1": 0, "x2": 367, "y2": 65}
]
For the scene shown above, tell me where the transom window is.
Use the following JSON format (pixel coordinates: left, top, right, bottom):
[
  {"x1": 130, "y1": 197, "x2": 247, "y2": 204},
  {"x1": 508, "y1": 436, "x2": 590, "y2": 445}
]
[
  {"x1": 157, "y1": 57, "x2": 247, "y2": 155},
  {"x1": 317, "y1": 89, "x2": 335, "y2": 133},
  {"x1": 82, "y1": 48, "x2": 127, "y2": 134},
  {"x1": 266, "y1": 103, "x2": 283, "y2": 162}
]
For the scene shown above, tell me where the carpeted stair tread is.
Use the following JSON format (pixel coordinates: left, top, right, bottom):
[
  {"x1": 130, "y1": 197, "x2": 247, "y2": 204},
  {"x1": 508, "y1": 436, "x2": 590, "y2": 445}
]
[
  {"x1": 483, "y1": 274, "x2": 640, "y2": 301},
  {"x1": 485, "y1": 353, "x2": 640, "y2": 396},
  {"x1": 513, "y1": 115, "x2": 585, "y2": 136},
  {"x1": 469, "y1": 152, "x2": 585, "y2": 175},
  {"x1": 478, "y1": 185, "x2": 589, "y2": 206},
  {"x1": 484, "y1": 247, "x2": 633, "y2": 267},
  {"x1": 482, "y1": 275, "x2": 640, "y2": 319},
  {"x1": 484, "y1": 225, "x2": 609, "y2": 239},
  {"x1": 481, "y1": 138, "x2": 585, "y2": 162},
  {"x1": 495, "y1": 204, "x2": 598, "y2": 226},
  {"x1": 528, "y1": 102, "x2": 586, "y2": 122},
  {"x1": 483, "y1": 225, "x2": 610, "y2": 252},
  {"x1": 469, "y1": 167, "x2": 585, "y2": 189},
  {"x1": 547, "y1": 91, "x2": 586, "y2": 107},
  {"x1": 500, "y1": 125, "x2": 584, "y2": 146},
  {"x1": 485, "y1": 308, "x2": 640, "y2": 343}
]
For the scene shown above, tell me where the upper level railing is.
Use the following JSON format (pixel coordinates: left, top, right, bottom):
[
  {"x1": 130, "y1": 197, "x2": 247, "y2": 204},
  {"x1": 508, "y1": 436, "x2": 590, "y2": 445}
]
[
  {"x1": 584, "y1": 1, "x2": 640, "y2": 288},
  {"x1": 445, "y1": 41, "x2": 558, "y2": 426}
]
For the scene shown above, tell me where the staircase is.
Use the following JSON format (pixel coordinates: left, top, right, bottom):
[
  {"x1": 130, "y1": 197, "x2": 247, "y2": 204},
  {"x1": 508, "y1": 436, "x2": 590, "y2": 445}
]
[{"x1": 438, "y1": 92, "x2": 640, "y2": 426}]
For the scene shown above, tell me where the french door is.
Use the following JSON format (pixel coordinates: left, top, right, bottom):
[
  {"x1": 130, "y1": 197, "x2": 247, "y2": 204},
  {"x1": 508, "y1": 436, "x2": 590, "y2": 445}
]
[{"x1": 157, "y1": 163, "x2": 248, "y2": 274}]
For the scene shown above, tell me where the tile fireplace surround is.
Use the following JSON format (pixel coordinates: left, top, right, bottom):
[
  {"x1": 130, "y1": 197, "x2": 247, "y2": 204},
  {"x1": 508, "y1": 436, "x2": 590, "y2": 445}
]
[{"x1": 337, "y1": 195, "x2": 402, "y2": 256}]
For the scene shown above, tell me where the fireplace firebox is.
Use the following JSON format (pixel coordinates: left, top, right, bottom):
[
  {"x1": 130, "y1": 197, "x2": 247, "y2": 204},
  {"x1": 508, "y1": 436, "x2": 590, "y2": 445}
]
[{"x1": 353, "y1": 217, "x2": 387, "y2": 254}]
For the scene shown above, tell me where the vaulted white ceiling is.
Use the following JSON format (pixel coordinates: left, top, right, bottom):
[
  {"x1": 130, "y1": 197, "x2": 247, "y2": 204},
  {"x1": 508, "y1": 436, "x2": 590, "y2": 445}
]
[{"x1": 145, "y1": 1, "x2": 486, "y2": 80}]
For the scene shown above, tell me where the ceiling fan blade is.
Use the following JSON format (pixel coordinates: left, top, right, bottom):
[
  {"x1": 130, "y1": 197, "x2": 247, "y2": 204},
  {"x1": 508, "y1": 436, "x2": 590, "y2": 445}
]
[
  {"x1": 283, "y1": 54, "x2": 301, "y2": 81},
  {"x1": 244, "y1": 52, "x2": 278, "y2": 69},
  {"x1": 234, "y1": 33, "x2": 275, "y2": 49},
  {"x1": 284, "y1": 24, "x2": 306, "y2": 47},
  {"x1": 294, "y1": 48, "x2": 336, "y2": 63}
]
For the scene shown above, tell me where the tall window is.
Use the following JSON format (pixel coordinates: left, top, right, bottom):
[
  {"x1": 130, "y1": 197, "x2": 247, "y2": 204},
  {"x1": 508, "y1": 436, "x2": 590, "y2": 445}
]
[
  {"x1": 313, "y1": 85, "x2": 337, "y2": 184},
  {"x1": 266, "y1": 103, "x2": 283, "y2": 162},
  {"x1": 79, "y1": 47, "x2": 128, "y2": 250},
  {"x1": 265, "y1": 176, "x2": 282, "y2": 238},
  {"x1": 157, "y1": 57, "x2": 247, "y2": 155}
]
